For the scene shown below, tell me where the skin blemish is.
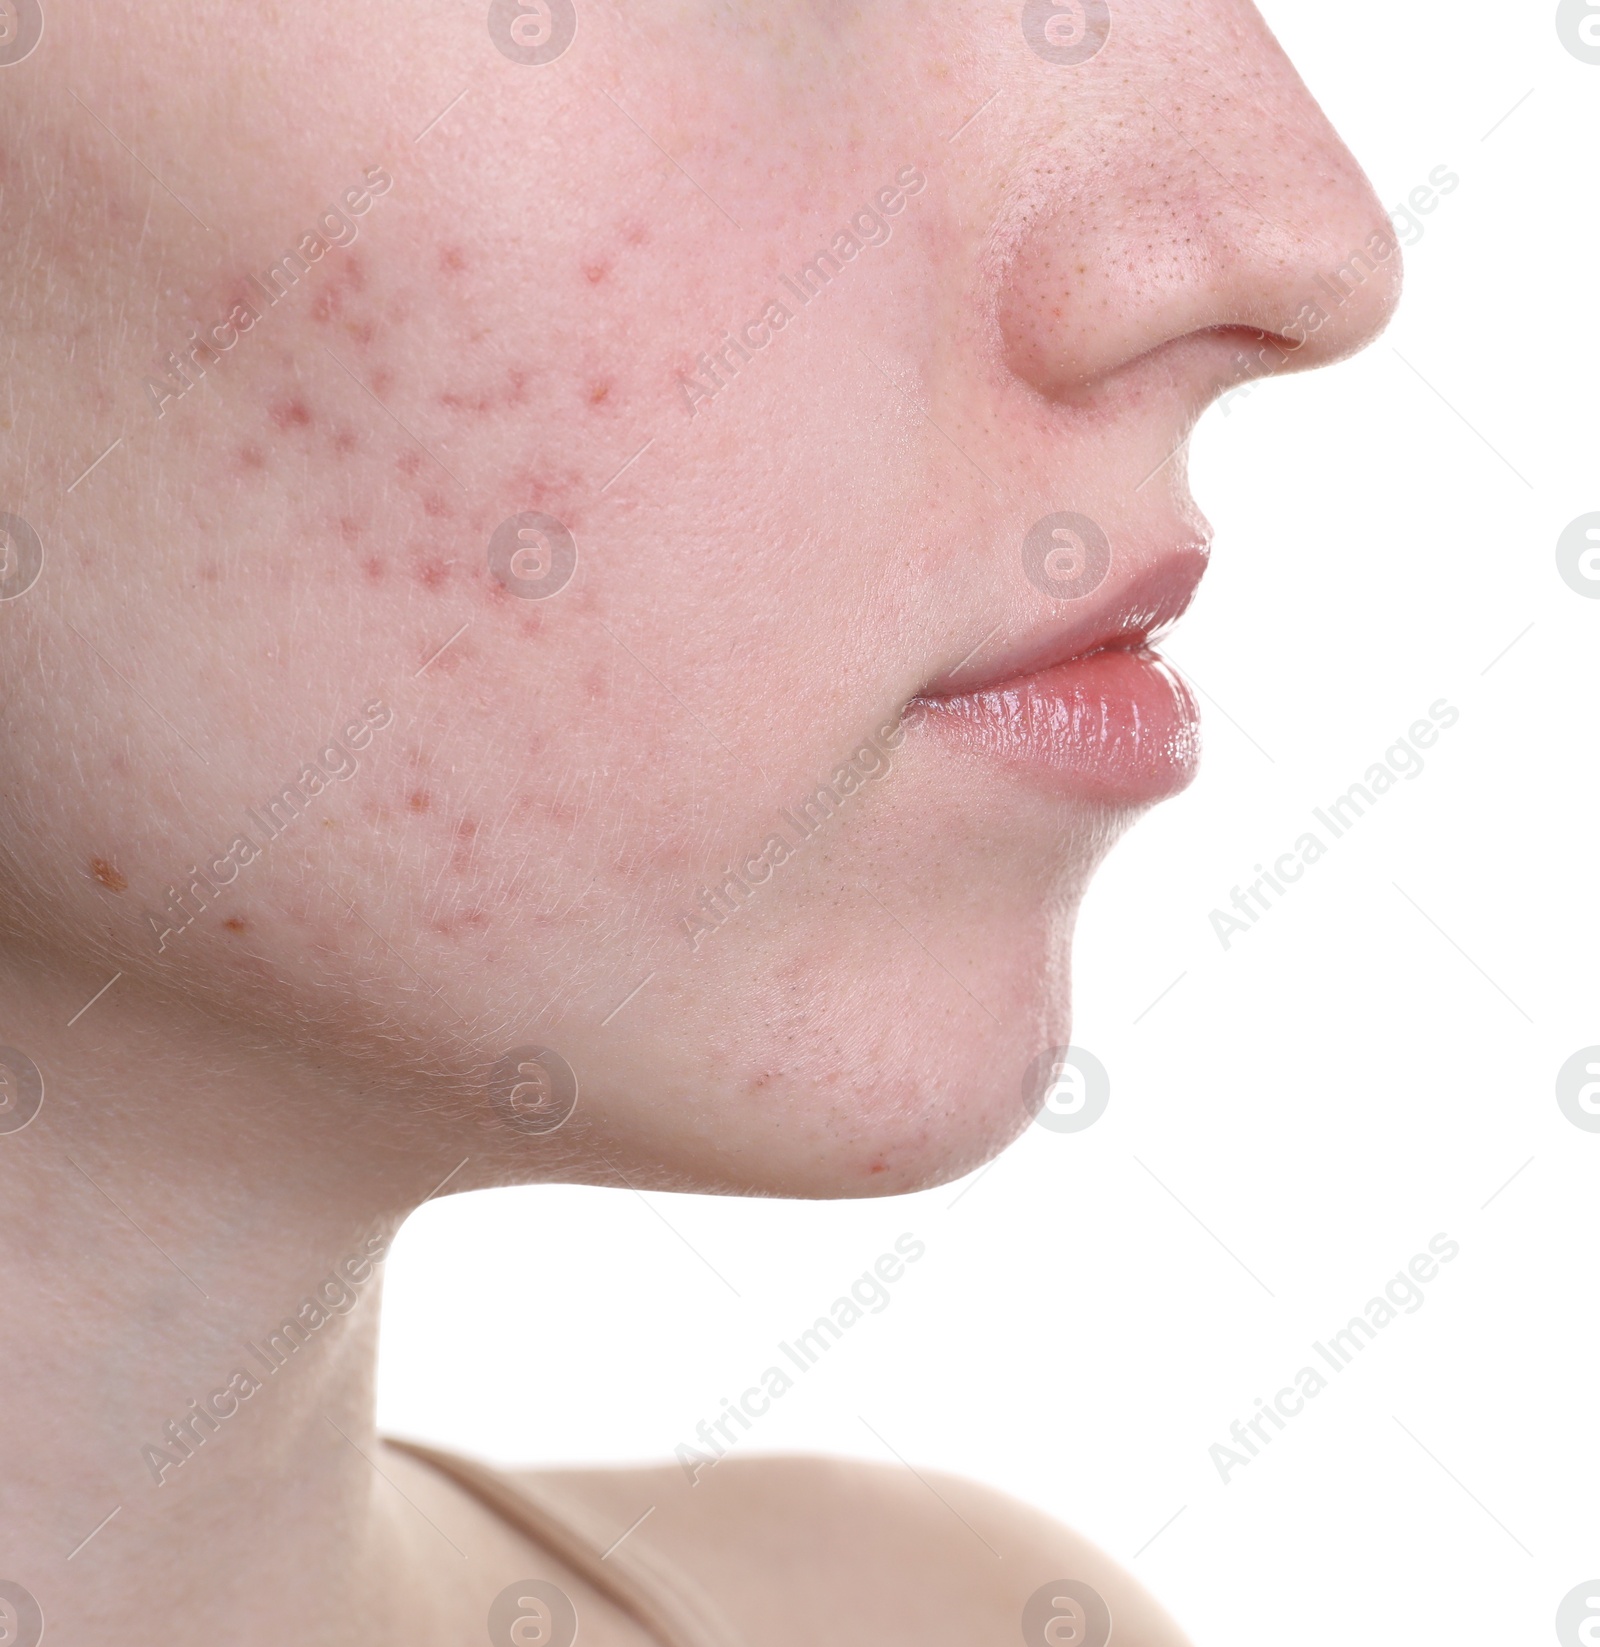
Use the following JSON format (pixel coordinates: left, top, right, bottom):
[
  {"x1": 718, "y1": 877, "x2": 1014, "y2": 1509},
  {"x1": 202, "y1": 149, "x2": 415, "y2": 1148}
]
[
  {"x1": 361, "y1": 557, "x2": 385, "y2": 582},
  {"x1": 396, "y1": 452, "x2": 422, "y2": 479},
  {"x1": 588, "y1": 382, "x2": 611, "y2": 406},
  {"x1": 422, "y1": 495, "x2": 452, "y2": 520},
  {"x1": 270, "y1": 398, "x2": 314, "y2": 432},
  {"x1": 414, "y1": 558, "x2": 450, "y2": 591},
  {"x1": 333, "y1": 429, "x2": 359, "y2": 457},
  {"x1": 222, "y1": 916, "x2": 247, "y2": 934},
  {"x1": 440, "y1": 246, "x2": 469, "y2": 275},
  {"x1": 583, "y1": 261, "x2": 610, "y2": 285},
  {"x1": 371, "y1": 367, "x2": 395, "y2": 397},
  {"x1": 407, "y1": 789, "x2": 431, "y2": 814},
  {"x1": 238, "y1": 444, "x2": 266, "y2": 471},
  {"x1": 89, "y1": 857, "x2": 127, "y2": 893},
  {"x1": 338, "y1": 516, "x2": 363, "y2": 543}
]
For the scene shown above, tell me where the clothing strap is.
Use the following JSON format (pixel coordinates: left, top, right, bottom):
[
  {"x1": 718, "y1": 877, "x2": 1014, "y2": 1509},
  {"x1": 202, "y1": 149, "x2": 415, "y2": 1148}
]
[{"x1": 389, "y1": 1440, "x2": 745, "y2": 1647}]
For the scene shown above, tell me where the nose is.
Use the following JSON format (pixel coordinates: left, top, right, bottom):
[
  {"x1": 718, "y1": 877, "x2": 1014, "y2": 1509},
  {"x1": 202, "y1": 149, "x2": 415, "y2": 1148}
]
[{"x1": 998, "y1": 13, "x2": 1402, "y2": 402}]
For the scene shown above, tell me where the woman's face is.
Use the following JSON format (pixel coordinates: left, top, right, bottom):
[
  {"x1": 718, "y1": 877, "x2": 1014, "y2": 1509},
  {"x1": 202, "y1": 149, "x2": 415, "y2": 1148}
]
[{"x1": 0, "y1": 1, "x2": 1397, "y2": 1196}]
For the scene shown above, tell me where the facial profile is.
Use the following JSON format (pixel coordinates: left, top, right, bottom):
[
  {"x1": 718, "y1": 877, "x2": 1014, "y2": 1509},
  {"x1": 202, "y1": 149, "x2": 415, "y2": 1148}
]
[
  {"x1": 0, "y1": 3, "x2": 1399, "y2": 1207},
  {"x1": 0, "y1": 5, "x2": 1408, "y2": 1641}
]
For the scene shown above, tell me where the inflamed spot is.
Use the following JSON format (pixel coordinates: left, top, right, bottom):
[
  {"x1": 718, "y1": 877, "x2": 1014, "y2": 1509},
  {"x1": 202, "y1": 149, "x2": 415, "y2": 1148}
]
[
  {"x1": 90, "y1": 857, "x2": 127, "y2": 893},
  {"x1": 270, "y1": 398, "x2": 313, "y2": 432}
]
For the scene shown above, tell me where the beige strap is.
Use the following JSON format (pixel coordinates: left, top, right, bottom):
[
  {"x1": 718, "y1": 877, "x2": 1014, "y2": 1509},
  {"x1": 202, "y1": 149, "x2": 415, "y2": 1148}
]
[{"x1": 389, "y1": 1440, "x2": 745, "y2": 1647}]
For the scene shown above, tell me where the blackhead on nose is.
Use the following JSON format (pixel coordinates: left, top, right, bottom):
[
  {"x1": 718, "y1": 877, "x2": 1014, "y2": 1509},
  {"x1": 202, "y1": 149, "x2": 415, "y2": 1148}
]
[{"x1": 997, "y1": 6, "x2": 1402, "y2": 403}]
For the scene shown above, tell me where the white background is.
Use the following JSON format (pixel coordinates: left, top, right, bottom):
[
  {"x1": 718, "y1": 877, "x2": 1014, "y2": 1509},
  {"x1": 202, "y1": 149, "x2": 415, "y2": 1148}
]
[{"x1": 378, "y1": 7, "x2": 1600, "y2": 1642}]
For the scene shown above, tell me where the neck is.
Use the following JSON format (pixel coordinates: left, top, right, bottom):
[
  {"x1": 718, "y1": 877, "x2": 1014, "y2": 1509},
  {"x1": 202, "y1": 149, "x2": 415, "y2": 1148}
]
[{"x1": 0, "y1": 955, "x2": 475, "y2": 1643}]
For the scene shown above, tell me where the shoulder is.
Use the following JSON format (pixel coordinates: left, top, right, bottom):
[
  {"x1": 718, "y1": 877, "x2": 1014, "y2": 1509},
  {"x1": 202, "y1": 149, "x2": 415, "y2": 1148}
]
[{"x1": 518, "y1": 1452, "x2": 1195, "y2": 1647}]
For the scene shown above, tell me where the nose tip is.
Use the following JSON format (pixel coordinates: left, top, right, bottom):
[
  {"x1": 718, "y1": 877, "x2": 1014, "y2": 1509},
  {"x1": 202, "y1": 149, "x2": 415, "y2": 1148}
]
[{"x1": 998, "y1": 78, "x2": 1402, "y2": 401}]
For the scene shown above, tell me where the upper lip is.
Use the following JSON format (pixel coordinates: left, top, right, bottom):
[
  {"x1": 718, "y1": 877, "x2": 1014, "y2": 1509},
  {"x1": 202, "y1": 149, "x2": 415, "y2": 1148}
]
[{"x1": 918, "y1": 540, "x2": 1211, "y2": 699}]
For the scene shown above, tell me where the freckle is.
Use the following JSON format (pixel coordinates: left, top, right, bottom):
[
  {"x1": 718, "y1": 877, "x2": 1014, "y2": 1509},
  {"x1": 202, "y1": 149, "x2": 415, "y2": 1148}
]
[
  {"x1": 339, "y1": 516, "x2": 363, "y2": 543},
  {"x1": 270, "y1": 398, "x2": 313, "y2": 431},
  {"x1": 456, "y1": 818, "x2": 479, "y2": 841},
  {"x1": 625, "y1": 224, "x2": 648, "y2": 246},
  {"x1": 349, "y1": 320, "x2": 376, "y2": 347},
  {"x1": 440, "y1": 246, "x2": 468, "y2": 274},
  {"x1": 223, "y1": 916, "x2": 247, "y2": 933},
  {"x1": 333, "y1": 429, "x2": 358, "y2": 456},
  {"x1": 199, "y1": 563, "x2": 221, "y2": 583},
  {"x1": 868, "y1": 1160, "x2": 888, "y2": 1175},
  {"x1": 587, "y1": 381, "x2": 611, "y2": 406},
  {"x1": 408, "y1": 789, "x2": 431, "y2": 813},
  {"x1": 89, "y1": 856, "x2": 127, "y2": 893},
  {"x1": 239, "y1": 444, "x2": 266, "y2": 470}
]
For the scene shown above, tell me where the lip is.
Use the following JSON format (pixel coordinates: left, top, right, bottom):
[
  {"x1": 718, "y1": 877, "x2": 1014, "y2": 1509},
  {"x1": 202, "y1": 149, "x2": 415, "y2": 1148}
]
[{"x1": 909, "y1": 544, "x2": 1208, "y2": 805}]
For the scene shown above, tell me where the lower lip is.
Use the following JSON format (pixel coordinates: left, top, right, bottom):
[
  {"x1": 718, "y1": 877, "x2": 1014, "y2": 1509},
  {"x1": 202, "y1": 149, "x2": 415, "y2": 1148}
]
[{"x1": 910, "y1": 646, "x2": 1201, "y2": 804}]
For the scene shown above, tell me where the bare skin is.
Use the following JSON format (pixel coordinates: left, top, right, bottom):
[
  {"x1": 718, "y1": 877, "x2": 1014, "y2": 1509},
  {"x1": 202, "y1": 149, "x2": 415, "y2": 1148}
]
[{"x1": 0, "y1": 2, "x2": 1398, "y2": 1641}]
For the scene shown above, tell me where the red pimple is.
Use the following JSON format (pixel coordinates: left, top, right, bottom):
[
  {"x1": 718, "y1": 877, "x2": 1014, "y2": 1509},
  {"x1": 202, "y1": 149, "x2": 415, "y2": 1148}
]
[{"x1": 270, "y1": 398, "x2": 314, "y2": 431}]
